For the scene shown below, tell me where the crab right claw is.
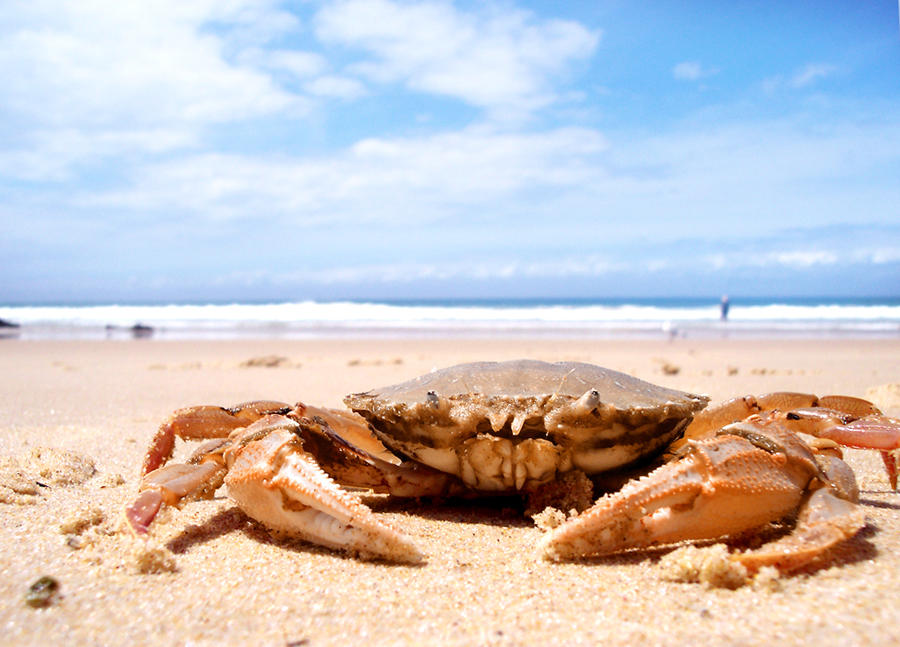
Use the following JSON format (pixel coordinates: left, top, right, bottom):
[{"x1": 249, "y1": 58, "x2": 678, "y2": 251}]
[
  {"x1": 732, "y1": 482, "x2": 865, "y2": 573},
  {"x1": 540, "y1": 406, "x2": 900, "y2": 571},
  {"x1": 540, "y1": 428, "x2": 825, "y2": 563}
]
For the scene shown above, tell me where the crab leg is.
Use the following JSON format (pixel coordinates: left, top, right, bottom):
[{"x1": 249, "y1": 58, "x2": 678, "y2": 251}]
[
  {"x1": 142, "y1": 401, "x2": 293, "y2": 475},
  {"x1": 291, "y1": 406, "x2": 467, "y2": 498},
  {"x1": 677, "y1": 393, "x2": 900, "y2": 489},
  {"x1": 798, "y1": 413, "x2": 900, "y2": 489},
  {"x1": 737, "y1": 409, "x2": 900, "y2": 490},
  {"x1": 126, "y1": 461, "x2": 227, "y2": 534},
  {"x1": 143, "y1": 400, "x2": 461, "y2": 496}
]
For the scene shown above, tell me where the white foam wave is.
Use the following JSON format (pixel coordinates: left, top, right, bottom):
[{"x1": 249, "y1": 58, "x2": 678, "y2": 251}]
[{"x1": 1, "y1": 300, "x2": 898, "y2": 339}]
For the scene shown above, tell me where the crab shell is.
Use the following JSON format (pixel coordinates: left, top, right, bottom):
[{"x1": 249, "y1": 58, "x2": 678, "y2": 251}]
[{"x1": 345, "y1": 360, "x2": 709, "y2": 492}]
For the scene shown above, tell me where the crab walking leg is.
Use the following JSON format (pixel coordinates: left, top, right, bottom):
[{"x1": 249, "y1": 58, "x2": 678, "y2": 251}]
[
  {"x1": 127, "y1": 432, "x2": 234, "y2": 535},
  {"x1": 540, "y1": 433, "x2": 817, "y2": 562},
  {"x1": 290, "y1": 410, "x2": 468, "y2": 499},
  {"x1": 727, "y1": 409, "x2": 900, "y2": 490},
  {"x1": 139, "y1": 400, "x2": 451, "y2": 496},
  {"x1": 225, "y1": 426, "x2": 423, "y2": 564},
  {"x1": 125, "y1": 461, "x2": 227, "y2": 534},
  {"x1": 677, "y1": 393, "x2": 900, "y2": 489},
  {"x1": 785, "y1": 413, "x2": 900, "y2": 489},
  {"x1": 142, "y1": 401, "x2": 293, "y2": 475}
]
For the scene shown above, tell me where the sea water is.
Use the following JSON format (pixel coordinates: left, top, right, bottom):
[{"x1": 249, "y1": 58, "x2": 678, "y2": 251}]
[{"x1": 1, "y1": 297, "x2": 898, "y2": 339}]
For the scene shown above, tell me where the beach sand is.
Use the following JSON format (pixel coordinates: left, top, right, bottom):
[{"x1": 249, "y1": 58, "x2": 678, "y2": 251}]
[{"x1": 1, "y1": 337, "x2": 899, "y2": 646}]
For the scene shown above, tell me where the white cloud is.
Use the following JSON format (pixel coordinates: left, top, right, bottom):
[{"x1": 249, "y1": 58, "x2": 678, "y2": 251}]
[
  {"x1": 762, "y1": 62, "x2": 838, "y2": 92},
  {"x1": 69, "y1": 106, "x2": 900, "y2": 252},
  {"x1": 305, "y1": 75, "x2": 367, "y2": 99},
  {"x1": 767, "y1": 250, "x2": 838, "y2": 268},
  {"x1": 0, "y1": 1, "x2": 602, "y2": 183},
  {"x1": 791, "y1": 63, "x2": 837, "y2": 87},
  {"x1": 0, "y1": 0, "x2": 307, "y2": 179},
  {"x1": 314, "y1": 0, "x2": 600, "y2": 116},
  {"x1": 83, "y1": 126, "x2": 609, "y2": 222},
  {"x1": 204, "y1": 236, "x2": 900, "y2": 287},
  {"x1": 701, "y1": 233, "x2": 900, "y2": 273},
  {"x1": 672, "y1": 61, "x2": 718, "y2": 81},
  {"x1": 300, "y1": 256, "x2": 626, "y2": 284},
  {"x1": 0, "y1": 128, "x2": 198, "y2": 181},
  {"x1": 254, "y1": 49, "x2": 328, "y2": 78},
  {"x1": 0, "y1": 1, "x2": 300, "y2": 127},
  {"x1": 871, "y1": 248, "x2": 900, "y2": 264}
]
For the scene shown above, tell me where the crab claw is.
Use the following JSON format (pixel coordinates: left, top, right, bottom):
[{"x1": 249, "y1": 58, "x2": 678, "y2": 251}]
[
  {"x1": 540, "y1": 430, "x2": 824, "y2": 562},
  {"x1": 128, "y1": 413, "x2": 424, "y2": 563},
  {"x1": 731, "y1": 484, "x2": 865, "y2": 572},
  {"x1": 223, "y1": 416, "x2": 423, "y2": 564}
]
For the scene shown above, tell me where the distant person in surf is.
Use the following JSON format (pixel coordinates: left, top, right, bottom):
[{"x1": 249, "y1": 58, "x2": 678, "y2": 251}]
[{"x1": 720, "y1": 295, "x2": 730, "y2": 321}]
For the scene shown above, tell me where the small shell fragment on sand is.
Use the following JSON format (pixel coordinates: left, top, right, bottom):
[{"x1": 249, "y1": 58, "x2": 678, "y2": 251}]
[{"x1": 25, "y1": 576, "x2": 60, "y2": 608}]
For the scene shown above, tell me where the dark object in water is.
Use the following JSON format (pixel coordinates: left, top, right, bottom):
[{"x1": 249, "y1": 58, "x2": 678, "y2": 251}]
[
  {"x1": 0, "y1": 318, "x2": 20, "y2": 328},
  {"x1": 105, "y1": 323, "x2": 154, "y2": 338},
  {"x1": 25, "y1": 576, "x2": 60, "y2": 608},
  {"x1": 130, "y1": 323, "x2": 154, "y2": 338}
]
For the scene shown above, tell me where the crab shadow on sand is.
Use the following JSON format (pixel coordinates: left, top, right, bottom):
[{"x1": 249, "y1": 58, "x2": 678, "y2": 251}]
[
  {"x1": 364, "y1": 493, "x2": 535, "y2": 527},
  {"x1": 162, "y1": 493, "x2": 534, "y2": 561},
  {"x1": 159, "y1": 493, "x2": 880, "y2": 575},
  {"x1": 858, "y1": 492, "x2": 900, "y2": 510},
  {"x1": 161, "y1": 493, "x2": 534, "y2": 563}
]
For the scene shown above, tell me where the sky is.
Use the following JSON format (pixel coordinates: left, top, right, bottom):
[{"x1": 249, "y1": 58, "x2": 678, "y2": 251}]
[{"x1": 1, "y1": 0, "x2": 899, "y2": 304}]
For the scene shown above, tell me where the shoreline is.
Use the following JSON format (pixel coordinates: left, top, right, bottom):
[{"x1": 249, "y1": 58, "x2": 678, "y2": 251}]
[
  {"x1": 2, "y1": 297, "x2": 898, "y2": 343},
  {"x1": 3, "y1": 320, "x2": 899, "y2": 341},
  {"x1": 1, "y1": 337, "x2": 899, "y2": 645}
]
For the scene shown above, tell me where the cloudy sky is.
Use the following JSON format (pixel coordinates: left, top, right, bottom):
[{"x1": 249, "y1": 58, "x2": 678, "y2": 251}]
[{"x1": 2, "y1": 0, "x2": 898, "y2": 304}]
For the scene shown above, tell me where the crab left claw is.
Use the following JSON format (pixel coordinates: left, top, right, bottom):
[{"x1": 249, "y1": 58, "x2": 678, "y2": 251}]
[
  {"x1": 221, "y1": 415, "x2": 424, "y2": 563},
  {"x1": 126, "y1": 404, "x2": 429, "y2": 564},
  {"x1": 541, "y1": 402, "x2": 900, "y2": 572}
]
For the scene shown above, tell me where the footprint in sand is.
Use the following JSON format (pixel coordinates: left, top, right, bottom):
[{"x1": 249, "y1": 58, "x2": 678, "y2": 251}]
[
  {"x1": 0, "y1": 447, "x2": 96, "y2": 504},
  {"x1": 652, "y1": 358, "x2": 680, "y2": 375},
  {"x1": 347, "y1": 358, "x2": 404, "y2": 367},
  {"x1": 239, "y1": 355, "x2": 296, "y2": 368}
]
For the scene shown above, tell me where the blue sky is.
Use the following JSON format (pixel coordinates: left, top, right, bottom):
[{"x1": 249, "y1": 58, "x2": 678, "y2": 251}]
[{"x1": 1, "y1": 0, "x2": 898, "y2": 304}]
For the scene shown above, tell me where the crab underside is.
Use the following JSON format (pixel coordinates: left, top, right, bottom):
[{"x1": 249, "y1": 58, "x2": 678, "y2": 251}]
[{"x1": 126, "y1": 360, "x2": 900, "y2": 578}]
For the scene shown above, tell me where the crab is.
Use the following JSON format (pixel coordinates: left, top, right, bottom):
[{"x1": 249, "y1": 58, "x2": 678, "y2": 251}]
[{"x1": 125, "y1": 360, "x2": 900, "y2": 573}]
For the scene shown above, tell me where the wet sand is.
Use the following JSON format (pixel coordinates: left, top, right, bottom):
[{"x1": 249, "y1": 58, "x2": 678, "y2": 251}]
[{"x1": 1, "y1": 337, "x2": 899, "y2": 646}]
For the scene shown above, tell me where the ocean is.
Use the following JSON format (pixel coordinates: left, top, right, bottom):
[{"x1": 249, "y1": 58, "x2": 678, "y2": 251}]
[{"x1": 1, "y1": 297, "x2": 898, "y2": 340}]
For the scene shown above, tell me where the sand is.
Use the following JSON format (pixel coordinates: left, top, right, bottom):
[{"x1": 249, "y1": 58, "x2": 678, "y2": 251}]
[{"x1": 1, "y1": 337, "x2": 899, "y2": 646}]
